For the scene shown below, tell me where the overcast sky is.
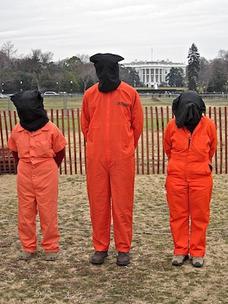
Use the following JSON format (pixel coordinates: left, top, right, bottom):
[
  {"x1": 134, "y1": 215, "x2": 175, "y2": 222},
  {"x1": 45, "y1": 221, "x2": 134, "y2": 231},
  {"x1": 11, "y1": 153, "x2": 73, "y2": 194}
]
[{"x1": 0, "y1": 0, "x2": 227, "y2": 63}]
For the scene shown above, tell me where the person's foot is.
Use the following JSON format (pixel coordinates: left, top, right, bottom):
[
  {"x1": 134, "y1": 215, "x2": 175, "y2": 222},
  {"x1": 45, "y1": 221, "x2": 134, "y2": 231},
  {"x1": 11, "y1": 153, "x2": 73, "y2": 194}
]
[
  {"x1": 191, "y1": 256, "x2": 204, "y2": 268},
  {"x1": 172, "y1": 255, "x2": 189, "y2": 266},
  {"x1": 90, "y1": 251, "x2": 108, "y2": 265},
  {"x1": 43, "y1": 252, "x2": 59, "y2": 261},
  {"x1": 116, "y1": 252, "x2": 130, "y2": 266},
  {"x1": 17, "y1": 251, "x2": 36, "y2": 261}
]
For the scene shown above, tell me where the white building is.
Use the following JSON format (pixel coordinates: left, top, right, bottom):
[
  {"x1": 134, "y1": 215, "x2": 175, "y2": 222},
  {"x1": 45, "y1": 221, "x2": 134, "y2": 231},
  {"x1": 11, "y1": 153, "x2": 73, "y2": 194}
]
[{"x1": 124, "y1": 61, "x2": 186, "y2": 88}]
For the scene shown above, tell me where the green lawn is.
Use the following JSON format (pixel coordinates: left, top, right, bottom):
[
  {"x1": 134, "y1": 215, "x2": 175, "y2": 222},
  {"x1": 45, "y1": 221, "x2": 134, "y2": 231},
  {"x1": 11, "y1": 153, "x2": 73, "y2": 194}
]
[{"x1": 0, "y1": 95, "x2": 227, "y2": 111}]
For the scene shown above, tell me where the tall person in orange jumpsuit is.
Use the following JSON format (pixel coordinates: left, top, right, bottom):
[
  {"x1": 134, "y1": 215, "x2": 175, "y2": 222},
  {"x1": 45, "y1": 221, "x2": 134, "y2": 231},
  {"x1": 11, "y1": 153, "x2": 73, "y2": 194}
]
[
  {"x1": 8, "y1": 90, "x2": 66, "y2": 261},
  {"x1": 81, "y1": 53, "x2": 143, "y2": 266},
  {"x1": 164, "y1": 91, "x2": 217, "y2": 267}
]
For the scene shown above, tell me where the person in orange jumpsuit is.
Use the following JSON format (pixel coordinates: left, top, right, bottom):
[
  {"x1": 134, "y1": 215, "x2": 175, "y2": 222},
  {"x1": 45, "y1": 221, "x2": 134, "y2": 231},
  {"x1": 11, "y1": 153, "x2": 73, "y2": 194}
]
[
  {"x1": 81, "y1": 53, "x2": 143, "y2": 266},
  {"x1": 164, "y1": 91, "x2": 217, "y2": 267},
  {"x1": 8, "y1": 90, "x2": 66, "y2": 261}
]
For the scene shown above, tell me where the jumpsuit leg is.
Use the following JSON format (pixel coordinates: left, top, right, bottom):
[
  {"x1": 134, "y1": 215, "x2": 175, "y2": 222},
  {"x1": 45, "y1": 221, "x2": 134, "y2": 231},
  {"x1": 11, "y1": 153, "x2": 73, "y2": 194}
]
[
  {"x1": 17, "y1": 161, "x2": 37, "y2": 253},
  {"x1": 110, "y1": 156, "x2": 135, "y2": 253},
  {"x1": 86, "y1": 158, "x2": 111, "y2": 251},
  {"x1": 189, "y1": 175, "x2": 212, "y2": 257},
  {"x1": 35, "y1": 160, "x2": 60, "y2": 252},
  {"x1": 166, "y1": 175, "x2": 190, "y2": 255}
]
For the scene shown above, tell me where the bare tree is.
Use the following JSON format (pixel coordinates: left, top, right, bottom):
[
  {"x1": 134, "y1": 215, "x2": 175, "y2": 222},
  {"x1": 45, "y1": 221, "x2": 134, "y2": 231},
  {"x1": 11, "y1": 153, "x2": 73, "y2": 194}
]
[
  {"x1": 77, "y1": 62, "x2": 97, "y2": 92},
  {"x1": 76, "y1": 54, "x2": 90, "y2": 63},
  {"x1": 198, "y1": 57, "x2": 211, "y2": 93},
  {"x1": 28, "y1": 49, "x2": 53, "y2": 90},
  {"x1": 1, "y1": 41, "x2": 17, "y2": 59}
]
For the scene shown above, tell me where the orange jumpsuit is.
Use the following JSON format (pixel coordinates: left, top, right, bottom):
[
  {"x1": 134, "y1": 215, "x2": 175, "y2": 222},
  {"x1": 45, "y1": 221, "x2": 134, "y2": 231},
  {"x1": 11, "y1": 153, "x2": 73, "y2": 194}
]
[
  {"x1": 164, "y1": 116, "x2": 217, "y2": 257},
  {"x1": 8, "y1": 121, "x2": 66, "y2": 253},
  {"x1": 81, "y1": 81, "x2": 143, "y2": 252}
]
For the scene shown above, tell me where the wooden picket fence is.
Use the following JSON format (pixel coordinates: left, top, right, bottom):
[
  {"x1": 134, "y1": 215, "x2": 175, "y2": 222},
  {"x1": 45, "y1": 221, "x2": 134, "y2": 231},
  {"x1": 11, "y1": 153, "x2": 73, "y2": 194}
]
[{"x1": 0, "y1": 106, "x2": 227, "y2": 175}]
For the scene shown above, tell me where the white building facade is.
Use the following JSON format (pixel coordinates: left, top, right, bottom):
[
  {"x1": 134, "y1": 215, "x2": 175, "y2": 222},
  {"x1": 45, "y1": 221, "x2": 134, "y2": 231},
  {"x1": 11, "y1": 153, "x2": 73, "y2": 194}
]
[{"x1": 124, "y1": 61, "x2": 186, "y2": 88}]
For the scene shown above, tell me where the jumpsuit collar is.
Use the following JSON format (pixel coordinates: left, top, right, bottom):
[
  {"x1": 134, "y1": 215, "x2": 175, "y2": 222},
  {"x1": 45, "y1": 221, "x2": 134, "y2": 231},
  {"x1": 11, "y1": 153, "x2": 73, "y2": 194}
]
[
  {"x1": 17, "y1": 122, "x2": 50, "y2": 134},
  {"x1": 183, "y1": 116, "x2": 205, "y2": 137}
]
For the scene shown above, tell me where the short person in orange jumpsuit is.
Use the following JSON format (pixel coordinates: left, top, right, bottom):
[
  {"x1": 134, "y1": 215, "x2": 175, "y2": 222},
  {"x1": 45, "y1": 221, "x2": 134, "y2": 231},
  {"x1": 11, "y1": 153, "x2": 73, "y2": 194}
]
[
  {"x1": 164, "y1": 91, "x2": 217, "y2": 267},
  {"x1": 8, "y1": 90, "x2": 66, "y2": 261},
  {"x1": 81, "y1": 53, "x2": 143, "y2": 266}
]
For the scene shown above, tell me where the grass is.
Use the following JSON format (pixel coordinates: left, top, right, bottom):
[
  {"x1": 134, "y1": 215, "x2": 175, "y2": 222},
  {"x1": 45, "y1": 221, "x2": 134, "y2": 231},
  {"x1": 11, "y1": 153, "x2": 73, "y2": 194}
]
[
  {"x1": 0, "y1": 174, "x2": 227, "y2": 304},
  {"x1": 0, "y1": 95, "x2": 227, "y2": 111}
]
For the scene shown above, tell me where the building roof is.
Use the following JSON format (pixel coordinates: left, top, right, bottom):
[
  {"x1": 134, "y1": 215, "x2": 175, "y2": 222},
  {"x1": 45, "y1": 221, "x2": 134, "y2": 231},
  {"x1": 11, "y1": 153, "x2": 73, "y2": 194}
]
[{"x1": 123, "y1": 60, "x2": 186, "y2": 67}]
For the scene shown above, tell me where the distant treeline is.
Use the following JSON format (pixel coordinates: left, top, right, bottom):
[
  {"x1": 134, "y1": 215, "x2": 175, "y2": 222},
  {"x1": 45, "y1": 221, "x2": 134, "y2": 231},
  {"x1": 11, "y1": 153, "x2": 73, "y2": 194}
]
[
  {"x1": 166, "y1": 45, "x2": 228, "y2": 93},
  {"x1": 0, "y1": 41, "x2": 227, "y2": 94},
  {"x1": 0, "y1": 42, "x2": 141, "y2": 94}
]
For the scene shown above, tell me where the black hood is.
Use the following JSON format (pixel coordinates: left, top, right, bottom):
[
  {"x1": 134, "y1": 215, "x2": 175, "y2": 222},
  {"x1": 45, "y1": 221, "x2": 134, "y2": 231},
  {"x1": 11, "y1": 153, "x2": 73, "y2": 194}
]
[
  {"x1": 10, "y1": 90, "x2": 49, "y2": 132},
  {"x1": 172, "y1": 91, "x2": 206, "y2": 133},
  {"x1": 90, "y1": 53, "x2": 124, "y2": 93}
]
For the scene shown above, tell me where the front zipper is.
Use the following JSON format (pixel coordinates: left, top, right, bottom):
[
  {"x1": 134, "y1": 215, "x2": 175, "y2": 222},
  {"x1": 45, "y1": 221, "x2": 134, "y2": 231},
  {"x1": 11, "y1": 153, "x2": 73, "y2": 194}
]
[
  {"x1": 106, "y1": 95, "x2": 111, "y2": 161},
  {"x1": 188, "y1": 136, "x2": 191, "y2": 149}
]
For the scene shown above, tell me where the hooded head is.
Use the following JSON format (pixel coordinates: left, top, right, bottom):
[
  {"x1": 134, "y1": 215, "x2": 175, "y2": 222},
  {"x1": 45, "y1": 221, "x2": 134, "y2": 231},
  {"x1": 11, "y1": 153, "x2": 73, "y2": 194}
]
[
  {"x1": 10, "y1": 90, "x2": 49, "y2": 132},
  {"x1": 172, "y1": 91, "x2": 206, "y2": 133},
  {"x1": 90, "y1": 53, "x2": 124, "y2": 93}
]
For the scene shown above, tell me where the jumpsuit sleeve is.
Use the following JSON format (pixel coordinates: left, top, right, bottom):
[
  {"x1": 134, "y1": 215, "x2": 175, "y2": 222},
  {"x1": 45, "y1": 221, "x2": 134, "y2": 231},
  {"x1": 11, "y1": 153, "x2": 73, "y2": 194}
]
[
  {"x1": 8, "y1": 132, "x2": 19, "y2": 165},
  {"x1": 164, "y1": 122, "x2": 172, "y2": 159},
  {"x1": 209, "y1": 120, "x2": 217, "y2": 162},
  {"x1": 131, "y1": 92, "x2": 143, "y2": 148},
  {"x1": 8, "y1": 132, "x2": 18, "y2": 152},
  {"x1": 81, "y1": 94, "x2": 90, "y2": 141},
  {"x1": 52, "y1": 125, "x2": 67, "y2": 154}
]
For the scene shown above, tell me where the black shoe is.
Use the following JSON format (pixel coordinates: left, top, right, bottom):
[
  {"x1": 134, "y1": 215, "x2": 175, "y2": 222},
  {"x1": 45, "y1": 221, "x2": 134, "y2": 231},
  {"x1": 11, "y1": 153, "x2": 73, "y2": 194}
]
[
  {"x1": 116, "y1": 252, "x2": 130, "y2": 266},
  {"x1": 191, "y1": 257, "x2": 204, "y2": 268},
  {"x1": 90, "y1": 251, "x2": 108, "y2": 265},
  {"x1": 172, "y1": 255, "x2": 189, "y2": 266}
]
